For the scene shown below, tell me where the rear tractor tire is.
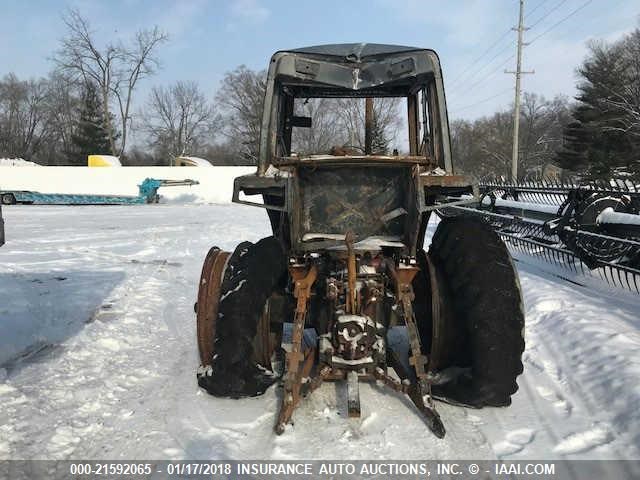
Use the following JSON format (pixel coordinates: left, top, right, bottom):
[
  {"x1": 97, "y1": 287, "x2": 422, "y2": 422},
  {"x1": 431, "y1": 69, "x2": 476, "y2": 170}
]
[
  {"x1": 420, "y1": 216, "x2": 525, "y2": 408},
  {"x1": 196, "y1": 236, "x2": 287, "y2": 398}
]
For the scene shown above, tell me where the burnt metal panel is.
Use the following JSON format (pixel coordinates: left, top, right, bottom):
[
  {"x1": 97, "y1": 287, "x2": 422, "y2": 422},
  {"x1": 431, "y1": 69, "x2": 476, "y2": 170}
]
[
  {"x1": 390, "y1": 57, "x2": 416, "y2": 77},
  {"x1": 258, "y1": 45, "x2": 450, "y2": 175},
  {"x1": 288, "y1": 43, "x2": 421, "y2": 59},
  {"x1": 296, "y1": 166, "x2": 409, "y2": 240},
  {"x1": 232, "y1": 174, "x2": 288, "y2": 211},
  {"x1": 420, "y1": 175, "x2": 474, "y2": 188},
  {"x1": 294, "y1": 58, "x2": 320, "y2": 77}
]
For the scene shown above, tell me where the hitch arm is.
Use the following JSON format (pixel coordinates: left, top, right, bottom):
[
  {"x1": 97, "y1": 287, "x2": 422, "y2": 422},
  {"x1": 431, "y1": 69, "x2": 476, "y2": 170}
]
[{"x1": 275, "y1": 264, "x2": 317, "y2": 434}]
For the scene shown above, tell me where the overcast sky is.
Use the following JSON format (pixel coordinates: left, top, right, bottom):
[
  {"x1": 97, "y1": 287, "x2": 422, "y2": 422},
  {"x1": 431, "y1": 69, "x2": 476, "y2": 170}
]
[{"x1": 1, "y1": 0, "x2": 638, "y2": 123}]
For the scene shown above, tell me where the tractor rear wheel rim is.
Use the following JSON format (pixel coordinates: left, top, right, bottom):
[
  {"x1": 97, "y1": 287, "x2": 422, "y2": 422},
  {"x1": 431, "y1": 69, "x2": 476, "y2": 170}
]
[
  {"x1": 196, "y1": 247, "x2": 230, "y2": 366},
  {"x1": 425, "y1": 254, "x2": 455, "y2": 373}
]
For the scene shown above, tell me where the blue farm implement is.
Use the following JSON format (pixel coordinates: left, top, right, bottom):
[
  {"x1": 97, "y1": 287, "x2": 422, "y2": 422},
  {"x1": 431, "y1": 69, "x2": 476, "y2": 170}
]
[{"x1": 0, "y1": 178, "x2": 198, "y2": 206}]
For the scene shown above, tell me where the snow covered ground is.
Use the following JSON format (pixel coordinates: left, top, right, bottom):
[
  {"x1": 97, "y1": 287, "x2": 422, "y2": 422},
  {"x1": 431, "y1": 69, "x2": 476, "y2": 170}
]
[
  {"x1": 0, "y1": 159, "x2": 40, "y2": 167},
  {"x1": 0, "y1": 204, "x2": 639, "y2": 463}
]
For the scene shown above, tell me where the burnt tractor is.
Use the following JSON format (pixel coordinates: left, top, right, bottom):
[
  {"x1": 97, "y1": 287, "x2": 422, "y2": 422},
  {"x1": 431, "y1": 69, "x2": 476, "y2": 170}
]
[{"x1": 195, "y1": 44, "x2": 524, "y2": 437}]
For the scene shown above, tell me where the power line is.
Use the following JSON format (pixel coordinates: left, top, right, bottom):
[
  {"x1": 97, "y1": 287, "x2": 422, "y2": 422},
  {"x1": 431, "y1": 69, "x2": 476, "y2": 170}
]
[
  {"x1": 448, "y1": 43, "x2": 514, "y2": 93},
  {"x1": 449, "y1": 0, "x2": 552, "y2": 93},
  {"x1": 449, "y1": 87, "x2": 513, "y2": 113},
  {"x1": 528, "y1": 0, "x2": 567, "y2": 30},
  {"x1": 461, "y1": 54, "x2": 516, "y2": 93},
  {"x1": 528, "y1": 0, "x2": 594, "y2": 45},
  {"x1": 448, "y1": 1, "x2": 559, "y2": 90},
  {"x1": 448, "y1": 29, "x2": 512, "y2": 88},
  {"x1": 450, "y1": 0, "x2": 592, "y2": 95},
  {"x1": 527, "y1": 0, "x2": 551, "y2": 17}
]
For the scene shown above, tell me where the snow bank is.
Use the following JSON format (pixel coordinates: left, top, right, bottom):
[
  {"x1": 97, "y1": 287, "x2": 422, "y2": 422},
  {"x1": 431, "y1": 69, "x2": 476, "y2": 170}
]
[
  {"x1": 0, "y1": 166, "x2": 255, "y2": 204},
  {"x1": 0, "y1": 158, "x2": 41, "y2": 167},
  {"x1": 176, "y1": 156, "x2": 213, "y2": 167}
]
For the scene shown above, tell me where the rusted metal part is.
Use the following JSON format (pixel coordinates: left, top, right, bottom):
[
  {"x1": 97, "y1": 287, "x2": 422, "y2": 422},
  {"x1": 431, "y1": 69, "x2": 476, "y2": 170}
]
[
  {"x1": 196, "y1": 248, "x2": 230, "y2": 366},
  {"x1": 275, "y1": 348, "x2": 317, "y2": 434},
  {"x1": 345, "y1": 231, "x2": 357, "y2": 314},
  {"x1": 386, "y1": 259, "x2": 445, "y2": 437},
  {"x1": 373, "y1": 366, "x2": 409, "y2": 394},
  {"x1": 393, "y1": 269, "x2": 420, "y2": 343},
  {"x1": 420, "y1": 174, "x2": 474, "y2": 188},
  {"x1": 275, "y1": 264, "x2": 318, "y2": 434},
  {"x1": 303, "y1": 364, "x2": 332, "y2": 397},
  {"x1": 347, "y1": 371, "x2": 361, "y2": 417},
  {"x1": 407, "y1": 95, "x2": 418, "y2": 156},
  {"x1": 232, "y1": 174, "x2": 287, "y2": 212},
  {"x1": 385, "y1": 350, "x2": 446, "y2": 439},
  {"x1": 361, "y1": 282, "x2": 382, "y2": 320},
  {"x1": 275, "y1": 155, "x2": 431, "y2": 165},
  {"x1": 397, "y1": 268, "x2": 429, "y2": 384}
]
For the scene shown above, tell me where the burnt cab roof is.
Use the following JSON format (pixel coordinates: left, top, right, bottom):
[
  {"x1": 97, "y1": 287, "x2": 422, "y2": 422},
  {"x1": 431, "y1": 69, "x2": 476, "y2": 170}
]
[
  {"x1": 289, "y1": 43, "x2": 423, "y2": 58},
  {"x1": 269, "y1": 43, "x2": 443, "y2": 96}
]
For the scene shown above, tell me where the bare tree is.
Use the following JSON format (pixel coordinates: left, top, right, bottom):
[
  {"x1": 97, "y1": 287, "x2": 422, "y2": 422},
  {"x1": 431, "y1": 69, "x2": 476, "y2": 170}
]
[
  {"x1": 0, "y1": 73, "x2": 53, "y2": 160},
  {"x1": 451, "y1": 94, "x2": 571, "y2": 179},
  {"x1": 290, "y1": 97, "x2": 402, "y2": 155},
  {"x1": 54, "y1": 9, "x2": 167, "y2": 157},
  {"x1": 42, "y1": 73, "x2": 83, "y2": 164},
  {"x1": 141, "y1": 80, "x2": 221, "y2": 162},
  {"x1": 519, "y1": 93, "x2": 572, "y2": 175},
  {"x1": 291, "y1": 98, "x2": 343, "y2": 154},
  {"x1": 333, "y1": 98, "x2": 401, "y2": 153},
  {"x1": 216, "y1": 66, "x2": 266, "y2": 161},
  {"x1": 216, "y1": 65, "x2": 402, "y2": 160}
]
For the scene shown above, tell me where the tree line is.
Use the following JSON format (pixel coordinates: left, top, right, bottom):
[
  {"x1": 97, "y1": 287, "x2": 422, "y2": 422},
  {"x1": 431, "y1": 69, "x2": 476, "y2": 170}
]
[
  {"x1": 453, "y1": 25, "x2": 640, "y2": 180},
  {"x1": 451, "y1": 93, "x2": 572, "y2": 179},
  {"x1": 0, "y1": 10, "x2": 400, "y2": 166},
  {"x1": 1, "y1": 9, "x2": 638, "y2": 178}
]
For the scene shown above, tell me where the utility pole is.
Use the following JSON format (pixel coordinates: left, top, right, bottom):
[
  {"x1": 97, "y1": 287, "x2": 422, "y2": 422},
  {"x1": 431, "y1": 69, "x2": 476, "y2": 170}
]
[{"x1": 506, "y1": 0, "x2": 533, "y2": 182}]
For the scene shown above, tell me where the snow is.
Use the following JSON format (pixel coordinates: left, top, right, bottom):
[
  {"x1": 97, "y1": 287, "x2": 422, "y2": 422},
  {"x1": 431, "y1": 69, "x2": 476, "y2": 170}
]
[
  {"x1": 481, "y1": 196, "x2": 560, "y2": 215},
  {"x1": 0, "y1": 158, "x2": 40, "y2": 167},
  {"x1": 0, "y1": 204, "x2": 639, "y2": 462},
  {"x1": 176, "y1": 156, "x2": 213, "y2": 167},
  {"x1": 597, "y1": 207, "x2": 640, "y2": 226}
]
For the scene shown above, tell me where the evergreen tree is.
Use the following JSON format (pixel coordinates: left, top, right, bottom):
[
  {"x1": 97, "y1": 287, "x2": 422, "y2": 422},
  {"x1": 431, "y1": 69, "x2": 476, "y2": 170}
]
[
  {"x1": 556, "y1": 30, "x2": 640, "y2": 178},
  {"x1": 70, "y1": 82, "x2": 112, "y2": 164},
  {"x1": 370, "y1": 111, "x2": 390, "y2": 154}
]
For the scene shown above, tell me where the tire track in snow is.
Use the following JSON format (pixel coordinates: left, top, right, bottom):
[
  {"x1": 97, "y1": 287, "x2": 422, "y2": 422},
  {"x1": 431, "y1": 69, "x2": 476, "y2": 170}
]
[
  {"x1": 2, "y1": 206, "x2": 639, "y2": 462},
  {"x1": 0, "y1": 233, "x2": 185, "y2": 459}
]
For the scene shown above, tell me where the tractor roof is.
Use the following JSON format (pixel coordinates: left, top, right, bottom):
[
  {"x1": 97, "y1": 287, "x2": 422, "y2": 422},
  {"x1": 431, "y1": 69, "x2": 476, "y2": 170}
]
[
  {"x1": 268, "y1": 43, "x2": 443, "y2": 96},
  {"x1": 287, "y1": 43, "x2": 425, "y2": 59}
]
